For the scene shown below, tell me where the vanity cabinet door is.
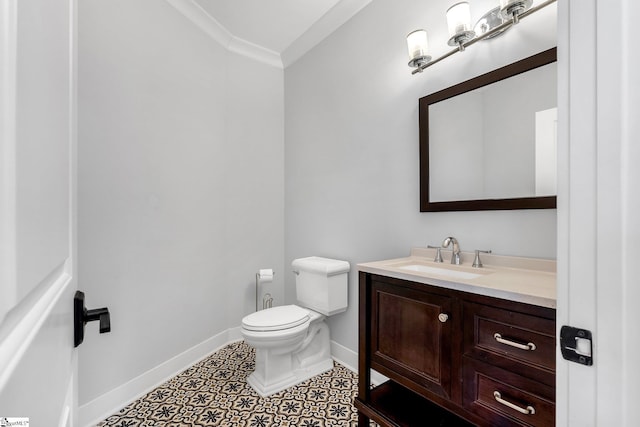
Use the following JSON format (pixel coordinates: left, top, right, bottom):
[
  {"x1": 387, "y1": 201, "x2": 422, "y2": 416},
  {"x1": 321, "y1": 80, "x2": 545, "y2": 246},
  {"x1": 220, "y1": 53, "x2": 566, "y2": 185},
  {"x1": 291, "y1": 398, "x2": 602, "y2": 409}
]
[{"x1": 370, "y1": 279, "x2": 453, "y2": 399}]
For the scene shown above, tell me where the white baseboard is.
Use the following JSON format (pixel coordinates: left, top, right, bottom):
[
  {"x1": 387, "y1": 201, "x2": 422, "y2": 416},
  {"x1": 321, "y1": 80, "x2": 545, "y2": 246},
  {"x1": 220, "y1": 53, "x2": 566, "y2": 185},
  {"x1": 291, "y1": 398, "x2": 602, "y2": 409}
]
[
  {"x1": 330, "y1": 340, "x2": 358, "y2": 372},
  {"x1": 330, "y1": 340, "x2": 388, "y2": 386},
  {"x1": 79, "y1": 329, "x2": 242, "y2": 427}
]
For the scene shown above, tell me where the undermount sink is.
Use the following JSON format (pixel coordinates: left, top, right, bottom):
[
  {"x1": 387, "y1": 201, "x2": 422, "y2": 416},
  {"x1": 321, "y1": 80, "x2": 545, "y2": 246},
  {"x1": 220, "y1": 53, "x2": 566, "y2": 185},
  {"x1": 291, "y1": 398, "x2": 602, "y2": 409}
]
[{"x1": 397, "y1": 264, "x2": 484, "y2": 280}]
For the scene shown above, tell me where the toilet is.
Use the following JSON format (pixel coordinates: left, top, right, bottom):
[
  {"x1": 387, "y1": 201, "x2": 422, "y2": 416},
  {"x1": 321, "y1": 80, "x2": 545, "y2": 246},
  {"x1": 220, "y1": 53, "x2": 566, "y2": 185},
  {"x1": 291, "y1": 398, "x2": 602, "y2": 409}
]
[{"x1": 241, "y1": 256, "x2": 350, "y2": 397}]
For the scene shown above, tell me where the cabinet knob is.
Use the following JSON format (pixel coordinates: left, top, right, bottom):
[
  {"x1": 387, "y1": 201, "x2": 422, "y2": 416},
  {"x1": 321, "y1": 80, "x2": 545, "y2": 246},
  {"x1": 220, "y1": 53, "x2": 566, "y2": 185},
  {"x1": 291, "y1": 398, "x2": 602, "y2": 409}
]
[{"x1": 438, "y1": 313, "x2": 449, "y2": 323}]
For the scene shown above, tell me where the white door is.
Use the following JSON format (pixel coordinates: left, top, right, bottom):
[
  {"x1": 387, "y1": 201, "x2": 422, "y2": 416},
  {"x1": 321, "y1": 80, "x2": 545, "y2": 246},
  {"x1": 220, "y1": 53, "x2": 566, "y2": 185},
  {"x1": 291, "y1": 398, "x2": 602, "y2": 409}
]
[
  {"x1": 558, "y1": 1, "x2": 640, "y2": 426},
  {"x1": 0, "y1": 0, "x2": 77, "y2": 425}
]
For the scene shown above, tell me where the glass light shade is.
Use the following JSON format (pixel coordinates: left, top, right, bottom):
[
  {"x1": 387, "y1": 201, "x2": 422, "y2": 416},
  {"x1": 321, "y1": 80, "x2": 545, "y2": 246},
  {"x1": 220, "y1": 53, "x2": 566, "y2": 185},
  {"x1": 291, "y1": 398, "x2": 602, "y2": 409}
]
[
  {"x1": 407, "y1": 29, "x2": 429, "y2": 60},
  {"x1": 406, "y1": 29, "x2": 431, "y2": 67},
  {"x1": 446, "y1": 2, "x2": 475, "y2": 48},
  {"x1": 446, "y1": 2, "x2": 472, "y2": 38}
]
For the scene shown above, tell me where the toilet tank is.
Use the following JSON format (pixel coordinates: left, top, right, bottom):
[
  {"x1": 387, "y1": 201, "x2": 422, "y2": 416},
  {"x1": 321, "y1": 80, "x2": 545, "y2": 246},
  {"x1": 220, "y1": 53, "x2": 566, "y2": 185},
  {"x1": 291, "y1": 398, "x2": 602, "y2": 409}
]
[{"x1": 292, "y1": 256, "x2": 350, "y2": 316}]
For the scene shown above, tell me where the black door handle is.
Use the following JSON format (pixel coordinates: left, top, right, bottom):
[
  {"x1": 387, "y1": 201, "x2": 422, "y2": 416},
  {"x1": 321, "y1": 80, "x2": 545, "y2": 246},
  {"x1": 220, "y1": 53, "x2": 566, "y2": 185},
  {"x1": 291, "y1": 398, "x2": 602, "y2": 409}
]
[{"x1": 74, "y1": 290, "x2": 111, "y2": 347}]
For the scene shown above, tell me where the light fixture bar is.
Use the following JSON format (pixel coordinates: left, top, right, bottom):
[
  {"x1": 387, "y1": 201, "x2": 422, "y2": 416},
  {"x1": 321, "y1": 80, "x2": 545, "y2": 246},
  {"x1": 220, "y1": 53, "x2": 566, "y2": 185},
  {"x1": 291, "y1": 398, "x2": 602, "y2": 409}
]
[{"x1": 411, "y1": 0, "x2": 556, "y2": 75}]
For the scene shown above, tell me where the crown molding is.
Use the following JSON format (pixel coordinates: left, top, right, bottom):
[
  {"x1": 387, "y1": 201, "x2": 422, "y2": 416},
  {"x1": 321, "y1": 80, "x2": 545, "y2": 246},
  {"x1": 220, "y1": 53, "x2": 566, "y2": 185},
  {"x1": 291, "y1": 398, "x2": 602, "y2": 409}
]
[
  {"x1": 228, "y1": 36, "x2": 282, "y2": 69},
  {"x1": 165, "y1": 0, "x2": 231, "y2": 47},
  {"x1": 165, "y1": 0, "x2": 283, "y2": 69},
  {"x1": 281, "y1": 0, "x2": 372, "y2": 68}
]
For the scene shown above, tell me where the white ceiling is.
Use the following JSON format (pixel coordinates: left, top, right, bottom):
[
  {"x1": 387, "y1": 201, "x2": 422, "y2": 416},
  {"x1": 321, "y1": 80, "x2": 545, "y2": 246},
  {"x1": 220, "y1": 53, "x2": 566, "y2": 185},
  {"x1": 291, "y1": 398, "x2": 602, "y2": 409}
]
[
  {"x1": 193, "y1": 0, "x2": 344, "y2": 54},
  {"x1": 165, "y1": 0, "x2": 371, "y2": 67}
]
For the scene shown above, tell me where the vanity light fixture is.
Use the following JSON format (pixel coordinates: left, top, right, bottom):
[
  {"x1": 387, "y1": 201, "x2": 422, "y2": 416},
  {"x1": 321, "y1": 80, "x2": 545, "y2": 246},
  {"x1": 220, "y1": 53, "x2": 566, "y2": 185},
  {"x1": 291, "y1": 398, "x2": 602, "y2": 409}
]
[{"x1": 407, "y1": 0, "x2": 556, "y2": 74}]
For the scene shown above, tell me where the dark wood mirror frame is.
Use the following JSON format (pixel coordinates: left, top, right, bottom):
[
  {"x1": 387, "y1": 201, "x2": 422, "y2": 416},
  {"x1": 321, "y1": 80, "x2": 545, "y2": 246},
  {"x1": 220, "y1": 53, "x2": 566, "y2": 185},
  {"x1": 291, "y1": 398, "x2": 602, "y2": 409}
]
[{"x1": 419, "y1": 47, "x2": 557, "y2": 212}]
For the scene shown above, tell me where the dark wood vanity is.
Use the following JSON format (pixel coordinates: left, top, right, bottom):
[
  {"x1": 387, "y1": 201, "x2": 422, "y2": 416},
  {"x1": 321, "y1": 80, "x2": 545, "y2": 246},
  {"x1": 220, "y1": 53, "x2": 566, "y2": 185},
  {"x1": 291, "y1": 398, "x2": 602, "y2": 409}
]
[{"x1": 355, "y1": 271, "x2": 556, "y2": 427}]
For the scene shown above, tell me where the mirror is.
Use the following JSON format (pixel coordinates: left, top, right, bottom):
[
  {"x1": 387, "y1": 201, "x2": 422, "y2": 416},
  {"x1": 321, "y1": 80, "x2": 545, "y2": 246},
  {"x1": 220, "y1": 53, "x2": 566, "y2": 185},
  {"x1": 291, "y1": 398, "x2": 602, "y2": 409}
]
[{"x1": 419, "y1": 48, "x2": 557, "y2": 211}]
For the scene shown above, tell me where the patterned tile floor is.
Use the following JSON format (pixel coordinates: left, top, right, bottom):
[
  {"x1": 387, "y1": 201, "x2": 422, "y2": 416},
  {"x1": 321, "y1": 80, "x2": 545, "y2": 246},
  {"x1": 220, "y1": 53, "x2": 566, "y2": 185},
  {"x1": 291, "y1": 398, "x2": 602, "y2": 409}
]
[{"x1": 97, "y1": 341, "x2": 361, "y2": 427}]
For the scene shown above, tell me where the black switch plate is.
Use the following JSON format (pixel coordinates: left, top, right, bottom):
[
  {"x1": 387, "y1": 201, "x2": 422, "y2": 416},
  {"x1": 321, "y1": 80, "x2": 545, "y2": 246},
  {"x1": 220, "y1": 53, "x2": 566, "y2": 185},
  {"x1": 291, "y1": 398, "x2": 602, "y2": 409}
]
[{"x1": 560, "y1": 325, "x2": 593, "y2": 366}]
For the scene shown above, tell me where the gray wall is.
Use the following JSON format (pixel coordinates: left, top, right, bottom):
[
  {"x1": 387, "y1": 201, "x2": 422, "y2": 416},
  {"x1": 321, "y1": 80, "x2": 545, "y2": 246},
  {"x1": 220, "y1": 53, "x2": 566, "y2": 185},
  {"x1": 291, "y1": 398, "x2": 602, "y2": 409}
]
[
  {"x1": 78, "y1": 0, "x2": 284, "y2": 405},
  {"x1": 284, "y1": 0, "x2": 557, "y2": 353}
]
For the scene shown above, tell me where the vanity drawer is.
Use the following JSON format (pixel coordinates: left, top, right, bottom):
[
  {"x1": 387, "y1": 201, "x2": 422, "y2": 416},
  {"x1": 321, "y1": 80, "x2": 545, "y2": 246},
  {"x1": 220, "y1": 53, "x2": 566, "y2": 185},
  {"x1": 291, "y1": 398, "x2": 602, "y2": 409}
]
[
  {"x1": 463, "y1": 302, "x2": 555, "y2": 378},
  {"x1": 463, "y1": 357, "x2": 555, "y2": 427}
]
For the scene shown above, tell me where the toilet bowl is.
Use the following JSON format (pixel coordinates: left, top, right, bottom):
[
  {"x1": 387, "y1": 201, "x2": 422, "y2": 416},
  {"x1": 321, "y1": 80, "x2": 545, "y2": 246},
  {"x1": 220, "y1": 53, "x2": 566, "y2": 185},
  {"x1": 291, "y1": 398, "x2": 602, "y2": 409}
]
[
  {"x1": 240, "y1": 256, "x2": 350, "y2": 397},
  {"x1": 241, "y1": 305, "x2": 332, "y2": 397}
]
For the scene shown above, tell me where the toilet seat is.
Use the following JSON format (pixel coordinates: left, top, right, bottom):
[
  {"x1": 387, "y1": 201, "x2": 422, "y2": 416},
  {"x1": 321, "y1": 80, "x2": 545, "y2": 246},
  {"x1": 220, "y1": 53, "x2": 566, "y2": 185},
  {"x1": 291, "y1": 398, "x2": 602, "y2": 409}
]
[{"x1": 242, "y1": 305, "x2": 310, "y2": 332}]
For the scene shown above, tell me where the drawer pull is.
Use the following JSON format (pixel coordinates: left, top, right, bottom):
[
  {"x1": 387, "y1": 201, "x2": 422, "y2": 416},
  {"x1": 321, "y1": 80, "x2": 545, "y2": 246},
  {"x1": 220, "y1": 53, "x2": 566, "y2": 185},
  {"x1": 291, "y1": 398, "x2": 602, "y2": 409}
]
[
  {"x1": 493, "y1": 391, "x2": 536, "y2": 415},
  {"x1": 438, "y1": 313, "x2": 449, "y2": 323},
  {"x1": 493, "y1": 333, "x2": 536, "y2": 351}
]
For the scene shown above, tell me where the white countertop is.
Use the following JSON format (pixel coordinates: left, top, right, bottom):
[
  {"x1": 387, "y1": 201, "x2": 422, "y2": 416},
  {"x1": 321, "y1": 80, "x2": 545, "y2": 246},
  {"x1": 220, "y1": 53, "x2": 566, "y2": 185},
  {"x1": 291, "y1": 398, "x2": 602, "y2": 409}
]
[{"x1": 358, "y1": 248, "x2": 556, "y2": 309}]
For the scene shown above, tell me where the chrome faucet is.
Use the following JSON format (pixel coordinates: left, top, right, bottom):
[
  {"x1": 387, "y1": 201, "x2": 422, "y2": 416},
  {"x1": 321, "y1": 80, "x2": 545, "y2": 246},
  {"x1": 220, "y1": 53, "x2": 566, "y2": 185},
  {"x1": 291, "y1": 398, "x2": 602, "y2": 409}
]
[{"x1": 442, "y1": 236, "x2": 461, "y2": 265}]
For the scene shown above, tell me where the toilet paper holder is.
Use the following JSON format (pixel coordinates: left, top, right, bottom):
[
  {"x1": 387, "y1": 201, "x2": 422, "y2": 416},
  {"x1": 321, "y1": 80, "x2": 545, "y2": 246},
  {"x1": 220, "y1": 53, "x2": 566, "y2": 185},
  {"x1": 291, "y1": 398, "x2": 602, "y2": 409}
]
[{"x1": 262, "y1": 293, "x2": 273, "y2": 310}]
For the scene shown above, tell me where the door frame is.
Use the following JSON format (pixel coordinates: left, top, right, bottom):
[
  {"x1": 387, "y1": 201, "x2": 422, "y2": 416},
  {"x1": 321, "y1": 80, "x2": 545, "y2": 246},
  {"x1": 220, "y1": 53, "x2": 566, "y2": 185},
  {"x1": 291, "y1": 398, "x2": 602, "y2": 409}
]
[{"x1": 557, "y1": 1, "x2": 639, "y2": 425}]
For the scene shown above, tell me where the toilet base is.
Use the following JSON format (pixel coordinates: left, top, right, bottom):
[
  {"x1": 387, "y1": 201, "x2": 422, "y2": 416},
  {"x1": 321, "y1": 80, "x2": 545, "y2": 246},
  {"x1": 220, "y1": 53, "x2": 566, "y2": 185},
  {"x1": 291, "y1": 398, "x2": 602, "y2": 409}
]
[
  {"x1": 246, "y1": 357, "x2": 333, "y2": 397},
  {"x1": 244, "y1": 318, "x2": 334, "y2": 397}
]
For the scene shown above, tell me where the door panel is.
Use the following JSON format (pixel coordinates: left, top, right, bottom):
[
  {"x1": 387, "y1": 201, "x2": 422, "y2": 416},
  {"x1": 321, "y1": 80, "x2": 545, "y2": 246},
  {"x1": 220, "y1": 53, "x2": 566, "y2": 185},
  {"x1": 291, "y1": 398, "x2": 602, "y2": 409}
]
[
  {"x1": 15, "y1": 0, "x2": 72, "y2": 302},
  {"x1": 0, "y1": 0, "x2": 77, "y2": 425},
  {"x1": 371, "y1": 279, "x2": 453, "y2": 399}
]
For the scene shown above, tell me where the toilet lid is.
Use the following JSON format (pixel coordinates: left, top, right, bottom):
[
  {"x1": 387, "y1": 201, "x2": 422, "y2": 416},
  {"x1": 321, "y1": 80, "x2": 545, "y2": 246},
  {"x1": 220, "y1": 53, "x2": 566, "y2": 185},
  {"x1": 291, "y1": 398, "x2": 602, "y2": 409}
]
[{"x1": 242, "y1": 305, "x2": 310, "y2": 332}]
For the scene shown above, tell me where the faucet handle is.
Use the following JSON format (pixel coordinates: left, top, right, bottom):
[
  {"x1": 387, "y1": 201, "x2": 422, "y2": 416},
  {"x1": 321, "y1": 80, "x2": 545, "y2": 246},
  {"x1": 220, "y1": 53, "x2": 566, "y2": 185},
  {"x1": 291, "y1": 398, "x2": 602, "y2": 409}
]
[
  {"x1": 427, "y1": 245, "x2": 443, "y2": 263},
  {"x1": 472, "y1": 249, "x2": 492, "y2": 268}
]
